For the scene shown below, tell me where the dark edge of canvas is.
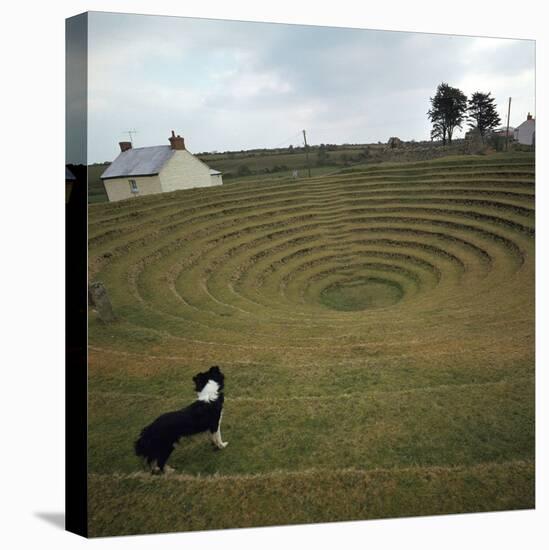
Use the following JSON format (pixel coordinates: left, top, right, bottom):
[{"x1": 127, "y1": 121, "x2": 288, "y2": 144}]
[{"x1": 65, "y1": 11, "x2": 88, "y2": 538}]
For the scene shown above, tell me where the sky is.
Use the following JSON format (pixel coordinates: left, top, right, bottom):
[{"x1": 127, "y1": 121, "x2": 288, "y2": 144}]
[{"x1": 76, "y1": 12, "x2": 535, "y2": 164}]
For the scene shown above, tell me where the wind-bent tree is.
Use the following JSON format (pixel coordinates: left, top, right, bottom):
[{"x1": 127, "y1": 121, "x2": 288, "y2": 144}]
[
  {"x1": 428, "y1": 83, "x2": 468, "y2": 145},
  {"x1": 430, "y1": 120, "x2": 446, "y2": 142},
  {"x1": 467, "y1": 92, "x2": 501, "y2": 142}
]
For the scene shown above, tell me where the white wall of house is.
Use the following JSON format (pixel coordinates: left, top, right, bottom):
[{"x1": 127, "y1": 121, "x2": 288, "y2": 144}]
[
  {"x1": 514, "y1": 119, "x2": 535, "y2": 145},
  {"x1": 159, "y1": 150, "x2": 214, "y2": 192},
  {"x1": 103, "y1": 175, "x2": 162, "y2": 202},
  {"x1": 210, "y1": 173, "x2": 223, "y2": 186}
]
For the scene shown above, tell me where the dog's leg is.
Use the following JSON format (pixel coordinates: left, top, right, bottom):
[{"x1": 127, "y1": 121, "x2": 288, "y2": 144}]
[
  {"x1": 211, "y1": 412, "x2": 228, "y2": 449},
  {"x1": 212, "y1": 430, "x2": 228, "y2": 449},
  {"x1": 156, "y1": 445, "x2": 175, "y2": 473}
]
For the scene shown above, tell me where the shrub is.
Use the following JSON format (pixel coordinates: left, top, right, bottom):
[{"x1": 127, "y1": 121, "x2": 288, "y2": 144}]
[{"x1": 237, "y1": 164, "x2": 252, "y2": 177}]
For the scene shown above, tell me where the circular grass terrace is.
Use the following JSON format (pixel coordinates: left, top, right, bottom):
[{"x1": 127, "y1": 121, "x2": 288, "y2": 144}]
[
  {"x1": 320, "y1": 277, "x2": 404, "y2": 311},
  {"x1": 87, "y1": 153, "x2": 535, "y2": 536}
]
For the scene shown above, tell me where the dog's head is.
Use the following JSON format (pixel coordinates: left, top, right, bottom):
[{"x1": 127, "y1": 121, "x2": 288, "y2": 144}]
[{"x1": 192, "y1": 365, "x2": 224, "y2": 392}]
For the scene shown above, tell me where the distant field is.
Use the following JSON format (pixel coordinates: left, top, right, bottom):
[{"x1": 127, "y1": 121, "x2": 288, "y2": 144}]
[
  {"x1": 199, "y1": 145, "x2": 371, "y2": 176},
  {"x1": 88, "y1": 164, "x2": 109, "y2": 203},
  {"x1": 88, "y1": 152, "x2": 534, "y2": 536},
  {"x1": 87, "y1": 144, "x2": 380, "y2": 203}
]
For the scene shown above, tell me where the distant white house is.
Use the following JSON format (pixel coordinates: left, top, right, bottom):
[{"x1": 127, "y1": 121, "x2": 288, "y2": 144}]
[
  {"x1": 513, "y1": 113, "x2": 535, "y2": 146},
  {"x1": 101, "y1": 131, "x2": 223, "y2": 202}
]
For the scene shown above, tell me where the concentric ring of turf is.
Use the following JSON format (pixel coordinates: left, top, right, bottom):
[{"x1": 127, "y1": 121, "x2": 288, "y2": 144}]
[
  {"x1": 320, "y1": 277, "x2": 405, "y2": 311},
  {"x1": 88, "y1": 153, "x2": 535, "y2": 536}
]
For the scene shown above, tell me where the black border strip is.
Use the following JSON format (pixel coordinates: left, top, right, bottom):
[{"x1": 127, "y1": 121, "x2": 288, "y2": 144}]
[{"x1": 65, "y1": 12, "x2": 88, "y2": 538}]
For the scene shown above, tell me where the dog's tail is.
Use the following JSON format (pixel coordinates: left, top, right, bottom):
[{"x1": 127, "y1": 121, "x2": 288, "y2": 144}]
[{"x1": 134, "y1": 429, "x2": 153, "y2": 464}]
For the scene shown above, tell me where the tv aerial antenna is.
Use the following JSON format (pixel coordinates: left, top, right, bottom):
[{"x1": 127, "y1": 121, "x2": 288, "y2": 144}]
[{"x1": 123, "y1": 129, "x2": 138, "y2": 144}]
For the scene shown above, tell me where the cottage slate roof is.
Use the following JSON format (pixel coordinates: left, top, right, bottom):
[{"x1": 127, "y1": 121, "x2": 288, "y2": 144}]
[{"x1": 101, "y1": 146, "x2": 175, "y2": 179}]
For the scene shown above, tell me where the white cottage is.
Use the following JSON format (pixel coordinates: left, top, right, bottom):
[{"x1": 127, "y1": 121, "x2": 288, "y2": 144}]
[
  {"x1": 513, "y1": 113, "x2": 535, "y2": 146},
  {"x1": 101, "y1": 131, "x2": 223, "y2": 202}
]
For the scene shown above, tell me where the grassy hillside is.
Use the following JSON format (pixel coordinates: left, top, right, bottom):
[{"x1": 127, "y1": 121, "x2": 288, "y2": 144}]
[
  {"x1": 87, "y1": 146, "x2": 373, "y2": 203},
  {"x1": 88, "y1": 139, "x2": 506, "y2": 204},
  {"x1": 88, "y1": 164, "x2": 109, "y2": 203},
  {"x1": 87, "y1": 152, "x2": 535, "y2": 536},
  {"x1": 198, "y1": 145, "x2": 372, "y2": 178}
]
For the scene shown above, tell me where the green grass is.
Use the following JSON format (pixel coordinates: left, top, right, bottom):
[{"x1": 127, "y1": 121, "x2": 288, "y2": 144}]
[
  {"x1": 88, "y1": 152, "x2": 535, "y2": 536},
  {"x1": 198, "y1": 146, "x2": 370, "y2": 176},
  {"x1": 89, "y1": 460, "x2": 534, "y2": 537},
  {"x1": 88, "y1": 164, "x2": 109, "y2": 203},
  {"x1": 320, "y1": 277, "x2": 404, "y2": 310},
  {"x1": 87, "y1": 148, "x2": 533, "y2": 203}
]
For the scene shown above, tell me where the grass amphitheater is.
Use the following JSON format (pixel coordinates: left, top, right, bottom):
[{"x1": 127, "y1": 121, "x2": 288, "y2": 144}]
[{"x1": 87, "y1": 152, "x2": 535, "y2": 536}]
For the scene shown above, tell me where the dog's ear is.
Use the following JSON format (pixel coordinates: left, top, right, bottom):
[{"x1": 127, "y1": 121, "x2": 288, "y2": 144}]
[
  {"x1": 193, "y1": 372, "x2": 208, "y2": 391},
  {"x1": 209, "y1": 366, "x2": 220, "y2": 374}
]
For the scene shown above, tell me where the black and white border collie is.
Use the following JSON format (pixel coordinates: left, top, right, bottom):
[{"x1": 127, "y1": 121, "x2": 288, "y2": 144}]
[{"x1": 134, "y1": 366, "x2": 228, "y2": 473}]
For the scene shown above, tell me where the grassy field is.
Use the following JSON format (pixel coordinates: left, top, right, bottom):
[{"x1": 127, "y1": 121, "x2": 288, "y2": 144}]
[
  {"x1": 87, "y1": 147, "x2": 367, "y2": 203},
  {"x1": 88, "y1": 164, "x2": 109, "y2": 203},
  {"x1": 87, "y1": 152, "x2": 535, "y2": 537}
]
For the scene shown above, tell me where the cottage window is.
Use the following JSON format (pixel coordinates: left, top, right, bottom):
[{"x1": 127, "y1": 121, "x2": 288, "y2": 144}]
[{"x1": 129, "y1": 179, "x2": 138, "y2": 194}]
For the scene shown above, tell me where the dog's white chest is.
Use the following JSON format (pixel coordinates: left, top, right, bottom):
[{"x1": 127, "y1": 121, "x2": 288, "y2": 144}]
[{"x1": 197, "y1": 380, "x2": 220, "y2": 402}]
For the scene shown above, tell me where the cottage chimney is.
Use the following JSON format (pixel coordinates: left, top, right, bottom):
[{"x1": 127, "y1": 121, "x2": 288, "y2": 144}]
[
  {"x1": 169, "y1": 130, "x2": 185, "y2": 150},
  {"x1": 119, "y1": 141, "x2": 132, "y2": 152},
  {"x1": 527, "y1": 112, "x2": 533, "y2": 120}
]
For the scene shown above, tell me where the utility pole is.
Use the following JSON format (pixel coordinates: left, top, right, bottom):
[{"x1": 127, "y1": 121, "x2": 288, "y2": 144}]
[
  {"x1": 505, "y1": 97, "x2": 512, "y2": 151},
  {"x1": 303, "y1": 129, "x2": 311, "y2": 178}
]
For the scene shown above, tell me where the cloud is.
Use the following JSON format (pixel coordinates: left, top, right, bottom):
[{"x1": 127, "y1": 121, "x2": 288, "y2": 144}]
[{"x1": 82, "y1": 12, "x2": 535, "y2": 163}]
